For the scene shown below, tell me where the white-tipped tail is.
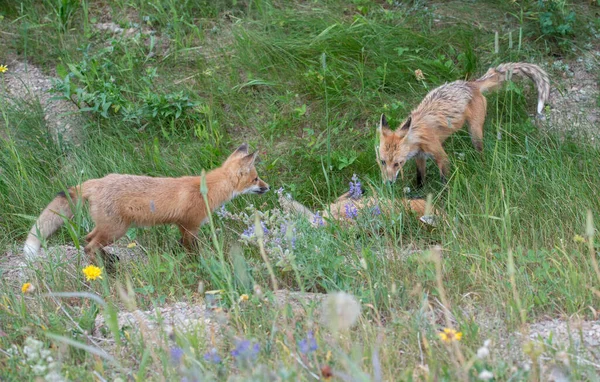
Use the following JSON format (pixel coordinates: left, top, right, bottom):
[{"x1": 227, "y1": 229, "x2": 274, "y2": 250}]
[
  {"x1": 22, "y1": 191, "x2": 76, "y2": 261},
  {"x1": 475, "y1": 62, "x2": 550, "y2": 116},
  {"x1": 23, "y1": 235, "x2": 41, "y2": 261},
  {"x1": 537, "y1": 99, "x2": 545, "y2": 115},
  {"x1": 277, "y1": 193, "x2": 316, "y2": 222}
]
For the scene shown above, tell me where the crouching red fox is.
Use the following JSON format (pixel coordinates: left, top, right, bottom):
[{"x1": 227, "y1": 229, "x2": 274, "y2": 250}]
[{"x1": 23, "y1": 144, "x2": 269, "y2": 267}]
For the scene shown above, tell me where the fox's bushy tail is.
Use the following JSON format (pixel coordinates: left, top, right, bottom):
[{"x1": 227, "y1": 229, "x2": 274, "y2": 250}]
[
  {"x1": 23, "y1": 187, "x2": 80, "y2": 260},
  {"x1": 473, "y1": 62, "x2": 550, "y2": 115},
  {"x1": 277, "y1": 193, "x2": 317, "y2": 222}
]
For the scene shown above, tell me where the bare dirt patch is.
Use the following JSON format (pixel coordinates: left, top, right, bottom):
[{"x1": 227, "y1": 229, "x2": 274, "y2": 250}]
[
  {"x1": 0, "y1": 58, "x2": 86, "y2": 146},
  {"x1": 90, "y1": 289, "x2": 326, "y2": 364},
  {"x1": 545, "y1": 50, "x2": 600, "y2": 140},
  {"x1": 0, "y1": 243, "x2": 146, "y2": 287}
]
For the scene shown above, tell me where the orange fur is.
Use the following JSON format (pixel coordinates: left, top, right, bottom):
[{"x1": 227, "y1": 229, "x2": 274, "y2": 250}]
[
  {"x1": 279, "y1": 191, "x2": 439, "y2": 227},
  {"x1": 23, "y1": 144, "x2": 269, "y2": 267},
  {"x1": 377, "y1": 62, "x2": 550, "y2": 185}
]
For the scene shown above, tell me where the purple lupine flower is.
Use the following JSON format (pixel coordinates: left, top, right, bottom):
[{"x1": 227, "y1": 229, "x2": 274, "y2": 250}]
[
  {"x1": 242, "y1": 225, "x2": 255, "y2": 238},
  {"x1": 273, "y1": 222, "x2": 287, "y2": 246},
  {"x1": 291, "y1": 227, "x2": 297, "y2": 249},
  {"x1": 170, "y1": 347, "x2": 184, "y2": 364},
  {"x1": 216, "y1": 205, "x2": 228, "y2": 218},
  {"x1": 299, "y1": 331, "x2": 318, "y2": 354},
  {"x1": 349, "y1": 174, "x2": 362, "y2": 200},
  {"x1": 261, "y1": 221, "x2": 270, "y2": 236},
  {"x1": 231, "y1": 340, "x2": 260, "y2": 361},
  {"x1": 345, "y1": 203, "x2": 358, "y2": 219},
  {"x1": 280, "y1": 223, "x2": 288, "y2": 236},
  {"x1": 203, "y1": 348, "x2": 221, "y2": 364},
  {"x1": 312, "y1": 212, "x2": 325, "y2": 227},
  {"x1": 372, "y1": 204, "x2": 381, "y2": 216}
]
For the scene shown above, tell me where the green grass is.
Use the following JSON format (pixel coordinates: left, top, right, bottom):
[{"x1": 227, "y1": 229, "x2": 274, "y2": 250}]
[{"x1": 1, "y1": 0, "x2": 600, "y2": 380}]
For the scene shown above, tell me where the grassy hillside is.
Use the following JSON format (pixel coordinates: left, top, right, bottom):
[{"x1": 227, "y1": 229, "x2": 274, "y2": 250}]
[{"x1": 1, "y1": 0, "x2": 600, "y2": 380}]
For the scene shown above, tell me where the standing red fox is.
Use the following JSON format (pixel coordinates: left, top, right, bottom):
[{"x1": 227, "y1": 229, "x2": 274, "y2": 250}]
[
  {"x1": 23, "y1": 144, "x2": 269, "y2": 266},
  {"x1": 377, "y1": 62, "x2": 550, "y2": 185}
]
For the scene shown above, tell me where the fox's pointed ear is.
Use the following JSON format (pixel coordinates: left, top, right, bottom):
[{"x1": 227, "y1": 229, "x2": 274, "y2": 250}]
[
  {"x1": 380, "y1": 114, "x2": 389, "y2": 129},
  {"x1": 378, "y1": 114, "x2": 392, "y2": 137},
  {"x1": 400, "y1": 116, "x2": 412, "y2": 131},
  {"x1": 240, "y1": 151, "x2": 259, "y2": 167},
  {"x1": 235, "y1": 143, "x2": 249, "y2": 154},
  {"x1": 227, "y1": 143, "x2": 250, "y2": 161}
]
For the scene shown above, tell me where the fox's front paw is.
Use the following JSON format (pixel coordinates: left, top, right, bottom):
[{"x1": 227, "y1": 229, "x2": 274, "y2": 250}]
[{"x1": 98, "y1": 249, "x2": 120, "y2": 274}]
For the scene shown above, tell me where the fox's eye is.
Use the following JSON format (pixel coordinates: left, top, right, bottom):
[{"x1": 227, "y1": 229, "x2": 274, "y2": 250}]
[
  {"x1": 394, "y1": 162, "x2": 399, "y2": 168},
  {"x1": 253, "y1": 177, "x2": 258, "y2": 182},
  {"x1": 380, "y1": 160, "x2": 386, "y2": 166}
]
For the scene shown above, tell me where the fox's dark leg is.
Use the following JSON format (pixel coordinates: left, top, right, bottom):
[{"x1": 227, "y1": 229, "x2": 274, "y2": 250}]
[
  {"x1": 178, "y1": 224, "x2": 198, "y2": 250},
  {"x1": 85, "y1": 228, "x2": 98, "y2": 243},
  {"x1": 429, "y1": 145, "x2": 450, "y2": 184},
  {"x1": 84, "y1": 223, "x2": 128, "y2": 273},
  {"x1": 415, "y1": 156, "x2": 426, "y2": 187},
  {"x1": 466, "y1": 92, "x2": 487, "y2": 153}
]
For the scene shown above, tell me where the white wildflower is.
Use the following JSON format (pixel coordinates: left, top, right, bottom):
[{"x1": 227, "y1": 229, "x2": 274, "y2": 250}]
[
  {"x1": 23, "y1": 337, "x2": 44, "y2": 363},
  {"x1": 321, "y1": 292, "x2": 361, "y2": 332},
  {"x1": 477, "y1": 339, "x2": 491, "y2": 359},
  {"x1": 478, "y1": 370, "x2": 494, "y2": 380},
  {"x1": 22, "y1": 337, "x2": 64, "y2": 381},
  {"x1": 45, "y1": 371, "x2": 66, "y2": 382},
  {"x1": 360, "y1": 258, "x2": 367, "y2": 270},
  {"x1": 477, "y1": 346, "x2": 490, "y2": 359},
  {"x1": 31, "y1": 364, "x2": 48, "y2": 375}
]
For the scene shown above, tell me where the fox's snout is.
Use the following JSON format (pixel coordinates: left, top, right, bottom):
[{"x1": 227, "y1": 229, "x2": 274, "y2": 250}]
[
  {"x1": 257, "y1": 184, "x2": 270, "y2": 194},
  {"x1": 251, "y1": 179, "x2": 270, "y2": 195},
  {"x1": 381, "y1": 165, "x2": 403, "y2": 184},
  {"x1": 383, "y1": 172, "x2": 398, "y2": 184}
]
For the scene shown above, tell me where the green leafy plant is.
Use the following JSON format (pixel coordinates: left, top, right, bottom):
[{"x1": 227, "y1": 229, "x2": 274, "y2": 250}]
[
  {"x1": 535, "y1": 0, "x2": 576, "y2": 41},
  {"x1": 51, "y1": 45, "x2": 200, "y2": 135},
  {"x1": 49, "y1": 0, "x2": 81, "y2": 32}
]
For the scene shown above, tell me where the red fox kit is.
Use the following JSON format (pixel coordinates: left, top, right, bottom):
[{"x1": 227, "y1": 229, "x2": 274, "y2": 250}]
[
  {"x1": 377, "y1": 62, "x2": 550, "y2": 184},
  {"x1": 23, "y1": 144, "x2": 269, "y2": 266},
  {"x1": 278, "y1": 189, "x2": 439, "y2": 227}
]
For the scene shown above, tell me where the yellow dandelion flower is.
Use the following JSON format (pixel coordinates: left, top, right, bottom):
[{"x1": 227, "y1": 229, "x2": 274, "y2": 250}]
[
  {"x1": 414, "y1": 69, "x2": 425, "y2": 81},
  {"x1": 0, "y1": 65, "x2": 8, "y2": 73},
  {"x1": 82, "y1": 265, "x2": 103, "y2": 281},
  {"x1": 573, "y1": 234, "x2": 586, "y2": 244},
  {"x1": 239, "y1": 294, "x2": 249, "y2": 302},
  {"x1": 127, "y1": 242, "x2": 137, "y2": 248},
  {"x1": 438, "y1": 328, "x2": 462, "y2": 343},
  {"x1": 21, "y1": 282, "x2": 35, "y2": 293}
]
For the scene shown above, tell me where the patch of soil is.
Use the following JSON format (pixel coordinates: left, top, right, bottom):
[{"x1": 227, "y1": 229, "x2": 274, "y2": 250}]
[
  {"x1": 90, "y1": 289, "x2": 326, "y2": 363},
  {"x1": 528, "y1": 318, "x2": 600, "y2": 351},
  {"x1": 0, "y1": 243, "x2": 146, "y2": 287},
  {"x1": 93, "y1": 301, "x2": 220, "y2": 342},
  {"x1": 0, "y1": 58, "x2": 86, "y2": 146},
  {"x1": 545, "y1": 51, "x2": 600, "y2": 140}
]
